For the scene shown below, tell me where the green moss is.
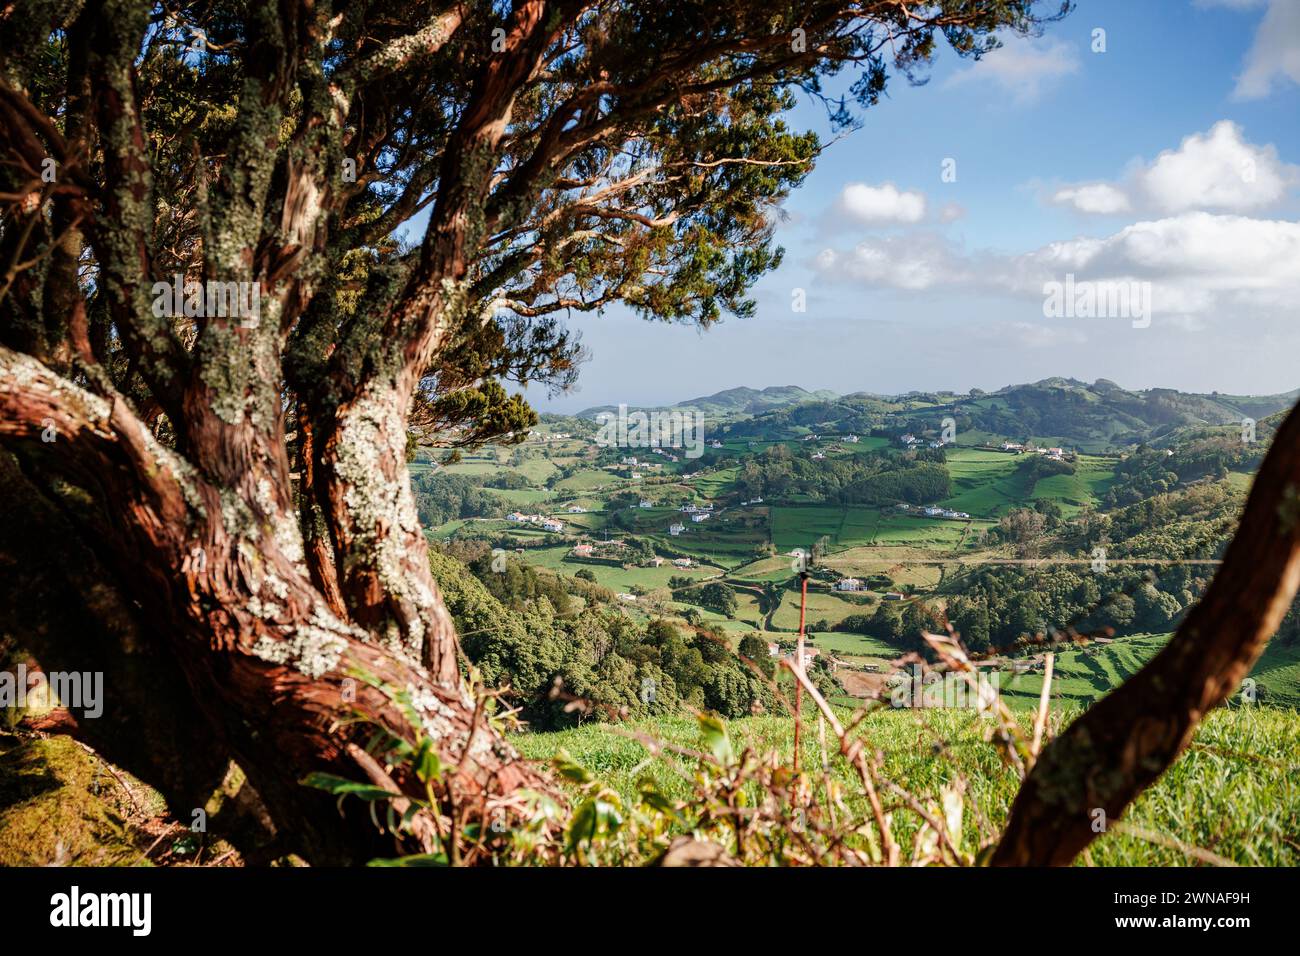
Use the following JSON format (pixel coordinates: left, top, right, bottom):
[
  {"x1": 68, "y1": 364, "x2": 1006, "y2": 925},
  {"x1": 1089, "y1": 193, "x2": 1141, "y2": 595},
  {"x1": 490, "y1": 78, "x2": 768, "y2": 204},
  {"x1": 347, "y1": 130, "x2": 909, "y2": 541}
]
[{"x1": 0, "y1": 735, "x2": 151, "y2": 866}]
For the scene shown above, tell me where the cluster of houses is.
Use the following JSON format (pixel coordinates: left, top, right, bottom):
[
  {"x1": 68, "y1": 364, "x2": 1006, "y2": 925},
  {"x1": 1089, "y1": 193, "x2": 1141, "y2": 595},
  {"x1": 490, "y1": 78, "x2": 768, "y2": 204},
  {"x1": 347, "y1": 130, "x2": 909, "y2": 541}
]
[
  {"x1": 505, "y1": 512, "x2": 564, "y2": 532},
  {"x1": 799, "y1": 433, "x2": 859, "y2": 444},
  {"x1": 899, "y1": 433, "x2": 950, "y2": 450},
  {"x1": 832, "y1": 578, "x2": 904, "y2": 601},
  {"x1": 895, "y1": 503, "x2": 970, "y2": 520},
  {"x1": 680, "y1": 502, "x2": 713, "y2": 516},
  {"x1": 1000, "y1": 442, "x2": 1067, "y2": 460},
  {"x1": 764, "y1": 642, "x2": 822, "y2": 665},
  {"x1": 925, "y1": 506, "x2": 970, "y2": 519}
]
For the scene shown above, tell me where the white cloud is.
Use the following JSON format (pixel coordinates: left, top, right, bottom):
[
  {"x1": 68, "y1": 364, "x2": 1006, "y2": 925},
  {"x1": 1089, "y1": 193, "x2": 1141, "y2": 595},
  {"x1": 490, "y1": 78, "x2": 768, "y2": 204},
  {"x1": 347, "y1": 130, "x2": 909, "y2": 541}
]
[
  {"x1": 1134, "y1": 120, "x2": 1297, "y2": 211},
  {"x1": 1045, "y1": 121, "x2": 1297, "y2": 216},
  {"x1": 1233, "y1": 0, "x2": 1300, "y2": 98},
  {"x1": 814, "y1": 233, "x2": 970, "y2": 290},
  {"x1": 1050, "y1": 183, "x2": 1131, "y2": 215},
  {"x1": 944, "y1": 36, "x2": 1080, "y2": 104},
  {"x1": 813, "y1": 212, "x2": 1300, "y2": 316},
  {"x1": 836, "y1": 183, "x2": 927, "y2": 225}
]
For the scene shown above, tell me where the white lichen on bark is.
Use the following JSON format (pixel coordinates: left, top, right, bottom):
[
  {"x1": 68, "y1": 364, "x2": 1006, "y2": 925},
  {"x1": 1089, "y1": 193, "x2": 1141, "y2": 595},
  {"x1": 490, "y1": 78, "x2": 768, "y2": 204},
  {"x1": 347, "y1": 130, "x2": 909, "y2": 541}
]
[{"x1": 333, "y1": 385, "x2": 437, "y2": 659}]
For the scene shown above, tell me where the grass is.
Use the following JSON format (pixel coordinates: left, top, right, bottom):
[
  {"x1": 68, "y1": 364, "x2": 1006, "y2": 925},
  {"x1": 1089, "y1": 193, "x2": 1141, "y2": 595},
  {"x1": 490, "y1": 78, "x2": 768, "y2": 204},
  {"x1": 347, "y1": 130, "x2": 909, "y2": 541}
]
[
  {"x1": 510, "y1": 705, "x2": 1300, "y2": 865},
  {"x1": 520, "y1": 544, "x2": 716, "y2": 593},
  {"x1": 553, "y1": 468, "x2": 616, "y2": 492},
  {"x1": 769, "y1": 586, "x2": 872, "y2": 632},
  {"x1": 1002, "y1": 633, "x2": 1300, "y2": 708}
]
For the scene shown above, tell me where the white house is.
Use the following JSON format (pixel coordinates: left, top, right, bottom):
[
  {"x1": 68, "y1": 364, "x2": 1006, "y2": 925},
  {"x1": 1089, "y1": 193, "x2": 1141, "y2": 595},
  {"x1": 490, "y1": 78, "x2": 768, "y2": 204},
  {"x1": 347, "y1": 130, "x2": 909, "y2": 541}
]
[
  {"x1": 834, "y1": 578, "x2": 862, "y2": 592},
  {"x1": 567, "y1": 505, "x2": 587, "y2": 513},
  {"x1": 883, "y1": 592, "x2": 905, "y2": 601},
  {"x1": 923, "y1": 506, "x2": 943, "y2": 517},
  {"x1": 845, "y1": 434, "x2": 860, "y2": 443},
  {"x1": 616, "y1": 593, "x2": 638, "y2": 602},
  {"x1": 639, "y1": 499, "x2": 653, "y2": 508},
  {"x1": 506, "y1": 512, "x2": 527, "y2": 523},
  {"x1": 691, "y1": 513, "x2": 709, "y2": 523},
  {"x1": 673, "y1": 558, "x2": 693, "y2": 568},
  {"x1": 542, "y1": 518, "x2": 563, "y2": 532},
  {"x1": 669, "y1": 523, "x2": 685, "y2": 536},
  {"x1": 812, "y1": 452, "x2": 826, "y2": 461},
  {"x1": 571, "y1": 543, "x2": 594, "y2": 557}
]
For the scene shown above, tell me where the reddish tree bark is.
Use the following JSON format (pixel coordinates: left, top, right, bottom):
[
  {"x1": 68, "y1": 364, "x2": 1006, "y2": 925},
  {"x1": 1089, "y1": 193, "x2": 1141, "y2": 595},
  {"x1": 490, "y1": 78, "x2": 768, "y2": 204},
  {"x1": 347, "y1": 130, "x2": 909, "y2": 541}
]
[{"x1": 0, "y1": 346, "x2": 547, "y2": 863}]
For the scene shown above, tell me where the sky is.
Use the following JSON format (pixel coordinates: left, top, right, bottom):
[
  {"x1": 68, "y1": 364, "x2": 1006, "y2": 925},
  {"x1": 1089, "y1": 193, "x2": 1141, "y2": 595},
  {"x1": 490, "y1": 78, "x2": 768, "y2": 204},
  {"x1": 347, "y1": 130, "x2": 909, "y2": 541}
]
[{"x1": 527, "y1": 0, "x2": 1300, "y2": 413}]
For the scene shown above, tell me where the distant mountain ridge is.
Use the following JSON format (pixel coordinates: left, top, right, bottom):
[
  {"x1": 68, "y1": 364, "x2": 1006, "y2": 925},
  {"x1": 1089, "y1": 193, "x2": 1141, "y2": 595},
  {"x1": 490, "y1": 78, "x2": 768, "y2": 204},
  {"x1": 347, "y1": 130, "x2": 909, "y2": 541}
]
[
  {"x1": 575, "y1": 385, "x2": 839, "y2": 419},
  {"x1": 568, "y1": 378, "x2": 1300, "y2": 451}
]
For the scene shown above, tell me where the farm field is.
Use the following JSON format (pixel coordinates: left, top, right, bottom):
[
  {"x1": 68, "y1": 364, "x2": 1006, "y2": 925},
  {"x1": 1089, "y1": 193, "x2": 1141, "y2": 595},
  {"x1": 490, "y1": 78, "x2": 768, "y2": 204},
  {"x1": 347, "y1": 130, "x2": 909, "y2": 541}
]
[
  {"x1": 415, "y1": 385, "x2": 1300, "y2": 721},
  {"x1": 1001, "y1": 633, "x2": 1300, "y2": 709},
  {"x1": 769, "y1": 586, "x2": 873, "y2": 632}
]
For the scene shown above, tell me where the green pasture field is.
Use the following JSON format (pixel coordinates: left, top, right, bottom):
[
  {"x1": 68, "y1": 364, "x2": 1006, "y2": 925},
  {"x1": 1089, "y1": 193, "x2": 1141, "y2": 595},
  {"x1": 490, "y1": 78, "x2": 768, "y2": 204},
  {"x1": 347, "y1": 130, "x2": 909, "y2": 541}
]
[
  {"x1": 519, "y1": 544, "x2": 717, "y2": 593},
  {"x1": 804, "y1": 630, "x2": 900, "y2": 662},
  {"x1": 690, "y1": 467, "x2": 738, "y2": 498},
  {"x1": 484, "y1": 487, "x2": 556, "y2": 507},
  {"x1": 1030, "y1": 455, "x2": 1116, "y2": 515},
  {"x1": 1001, "y1": 633, "x2": 1300, "y2": 708},
  {"x1": 938, "y1": 448, "x2": 1031, "y2": 517},
  {"x1": 769, "y1": 587, "x2": 874, "y2": 632},
  {"x1": 553, "y1": 468, "x2": 616, "y2": 492}
]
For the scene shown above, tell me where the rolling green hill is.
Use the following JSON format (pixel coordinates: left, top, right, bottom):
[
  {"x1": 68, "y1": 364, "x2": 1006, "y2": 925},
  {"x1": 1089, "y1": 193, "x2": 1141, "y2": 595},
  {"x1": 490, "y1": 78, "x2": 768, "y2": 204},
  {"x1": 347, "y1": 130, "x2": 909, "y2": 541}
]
[
  {"x1": 697, "y1": 378, "x2": 1298, "y2": 450},
  {"x1": 576, "y1": 384, "x2": 840, "y2": 420}
]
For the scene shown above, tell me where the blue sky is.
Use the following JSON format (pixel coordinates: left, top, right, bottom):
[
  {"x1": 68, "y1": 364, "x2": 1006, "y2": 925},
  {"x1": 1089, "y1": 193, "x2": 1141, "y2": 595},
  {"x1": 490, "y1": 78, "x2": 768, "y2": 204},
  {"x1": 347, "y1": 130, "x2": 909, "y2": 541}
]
[{"x1": 529, "y1": 0, "x2": 1300, "y2": 412}]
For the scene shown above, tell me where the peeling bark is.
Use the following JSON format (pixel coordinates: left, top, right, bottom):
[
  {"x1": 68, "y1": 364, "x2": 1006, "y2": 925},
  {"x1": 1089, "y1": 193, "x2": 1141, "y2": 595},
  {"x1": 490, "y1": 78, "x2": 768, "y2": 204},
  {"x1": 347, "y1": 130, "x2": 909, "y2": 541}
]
[{"x1": 0, "y1": 346, "x2": 547, "y2": 862}]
